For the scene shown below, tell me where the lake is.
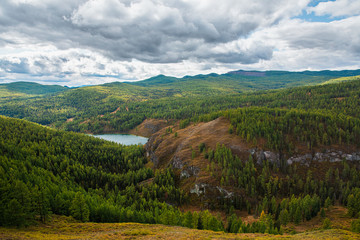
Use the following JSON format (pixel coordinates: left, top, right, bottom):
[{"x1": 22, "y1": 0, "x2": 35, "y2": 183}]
[{"x1": 91, "y1": 134, "x2": 148, "y2": 145}]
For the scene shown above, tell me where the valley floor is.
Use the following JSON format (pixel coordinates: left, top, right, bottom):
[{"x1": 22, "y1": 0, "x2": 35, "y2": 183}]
[{"x1": 1, "y1": 215, "x2": 359, "y2": 240}]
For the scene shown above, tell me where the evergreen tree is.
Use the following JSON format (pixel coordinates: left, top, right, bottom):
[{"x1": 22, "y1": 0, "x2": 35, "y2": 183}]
[
  {"x1": 70, "y1": 193, "x2": 90, "y2": 222},
  {"x1": 279, "y1": 209, "x2": 289, "y2": 226}
]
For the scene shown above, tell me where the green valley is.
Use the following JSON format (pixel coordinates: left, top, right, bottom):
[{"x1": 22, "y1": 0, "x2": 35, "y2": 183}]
[{"x1": 1, "y1": 70, "x2": 360, "y2": 238}]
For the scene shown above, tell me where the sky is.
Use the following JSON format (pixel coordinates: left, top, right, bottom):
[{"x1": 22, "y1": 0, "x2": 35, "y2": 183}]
[{"x1": 0, "y1": 0, "x2": 360, "y2": 87}]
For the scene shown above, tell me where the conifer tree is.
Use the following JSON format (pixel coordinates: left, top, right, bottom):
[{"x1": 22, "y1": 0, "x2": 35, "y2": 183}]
[{"x1": 70, "y1": 193, "x2": 90, "y2": 222}]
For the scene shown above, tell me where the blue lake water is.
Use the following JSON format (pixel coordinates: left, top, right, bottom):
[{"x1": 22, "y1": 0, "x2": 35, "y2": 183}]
[{"x1": 91, "y1": 134, "x2": 148, "y2": 145}]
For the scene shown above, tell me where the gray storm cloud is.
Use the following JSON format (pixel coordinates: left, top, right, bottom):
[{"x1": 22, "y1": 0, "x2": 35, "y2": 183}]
[
  {"x1": 0, "y1": 0, "x2": 360, "y2": 86},
  {"x1": 0, "y1": 0, "x2": 299, "y2": 63}
]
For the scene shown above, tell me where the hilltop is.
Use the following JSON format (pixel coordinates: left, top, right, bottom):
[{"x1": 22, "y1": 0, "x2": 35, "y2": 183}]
[{"x1": 0, "y1": 81, "x2": 68, "y2": 100}]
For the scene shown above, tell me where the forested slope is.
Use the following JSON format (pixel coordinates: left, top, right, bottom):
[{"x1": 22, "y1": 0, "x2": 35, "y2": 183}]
[
  {"x1": 144, "y1": 106, "x2": 360, "y2": 232},
  {"x1": 3, "y1": 115, "x2": 347, "y2": 235},
  {"x1": 63, "y1": 78, "x2": 360, "y2": 133},
  {"x1": 0, "y1": 116, "x2": 231, "y2": 233},
  {"x1": 1, "y1": 70, "x2": 360, "y2": 133},
  {"x1": 2, "y1": 72, "x2": 360, "y2": 235}
]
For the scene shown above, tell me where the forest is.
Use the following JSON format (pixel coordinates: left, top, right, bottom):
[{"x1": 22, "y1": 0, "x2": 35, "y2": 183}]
[
  {"x1": 1, "y1": 73, "x2": 360, "y2": 235},
  {"x1": 0, "y1": 116, "x2": 227, "y2": 231},
  {"x1": 1, "y1": 71, "x2": 360, "y2": 134}
]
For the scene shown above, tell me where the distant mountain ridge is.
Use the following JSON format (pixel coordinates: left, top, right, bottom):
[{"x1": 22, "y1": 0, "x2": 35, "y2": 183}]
[
  {"x1": 0, "y1": 81, "x2": 69, "y2": 95},
  {"x1": 129, "y1": 69, "x2": 360, "y2": 90},
  {"x1": 2, "y1": 69, "x2": 360, "y2": 90}
]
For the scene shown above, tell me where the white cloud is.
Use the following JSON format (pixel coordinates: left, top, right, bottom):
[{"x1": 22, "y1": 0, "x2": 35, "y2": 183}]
[
  {"x1": 0, "y1": 0, "x2": 360, "y2": 86},
  {"x1": 308, "y1": 0, "x2": 360, "y2": 17}
]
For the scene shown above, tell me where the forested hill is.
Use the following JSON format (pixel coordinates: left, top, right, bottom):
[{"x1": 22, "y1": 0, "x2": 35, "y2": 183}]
[
  {"x1": 0, "y1": 116, "x2": 197, "y2": 228},
  {"x1": 0, "y1": 81, "x2": 69, "y2": 97},
  {"x1": 130, "y1": 69, "x2": 360, "y2": 90},
  {"x1": 0, "y1": 115, "x2": 247, "y2": 233},
  {"x1": 0, "y1": 70, "x2": 360, "y2": 134},
  {"x1": 2, "y1": 75, "x2": 360, "y2": 236}
]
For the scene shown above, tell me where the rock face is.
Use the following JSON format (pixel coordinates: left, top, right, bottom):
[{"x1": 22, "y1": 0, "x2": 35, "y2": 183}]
[
  {"x1": 251, "y1": 149, "x2": 280, "y2": 166},
  {"x1": 248, "y1": 148, "x2": 360, "y2": 166},
  {"x1": 286, "y1": 151, "x2": 360, "y2": 165},
  {"x1": 145, "y1": 134, "x2": 161, "y2": 167},
  {"x1": 146, "y1": 151, "x2": 159, "y2": 166},
  {"x1": 172, "y1": 156, "x2": 184, "y2": 169},
  {"x1": 190, "y1": 183, "x2": 208, "y2": 196},
  {"x1": 181, "y1": 166, "x2": 200, "y2": 179},
  {"x1": 190, "y1": 183, "x2": 233, "y2": 199}
]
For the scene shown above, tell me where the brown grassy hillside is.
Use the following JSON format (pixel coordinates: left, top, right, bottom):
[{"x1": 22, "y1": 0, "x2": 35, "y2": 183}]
[{"x1": 1, "y1": 215, "x2": 359, "y2": 240}]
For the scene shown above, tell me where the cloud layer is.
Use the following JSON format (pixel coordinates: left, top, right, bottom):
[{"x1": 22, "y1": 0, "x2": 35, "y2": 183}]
[{"x1": 0, "y1": 0, "x2": 360, "y2": 86}]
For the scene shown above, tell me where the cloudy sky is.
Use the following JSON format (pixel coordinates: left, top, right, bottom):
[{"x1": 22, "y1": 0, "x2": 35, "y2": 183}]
[{"x1": 0, "y1": 0, "x2": 360, "y2": 86}]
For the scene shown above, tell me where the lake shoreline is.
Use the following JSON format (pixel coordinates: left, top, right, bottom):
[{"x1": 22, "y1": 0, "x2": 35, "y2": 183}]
[{"x1": 89, "y1": 133, "x2": 149, "y2": 146}]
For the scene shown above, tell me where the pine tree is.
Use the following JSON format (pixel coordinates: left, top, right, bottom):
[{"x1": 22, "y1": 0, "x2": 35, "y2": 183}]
[
  {"x1": 70, "y1": 193, "x2": 90, "y2": 222},
  {"x1": 324, "y1": 196, "x2": 332, "y2": 210},
  {"x1": 322, "y1": 218, "x2": 332, "y2": 229},
  {"x1": 320, "y1": 208, "x2": 326, "y2": 218},
  {"x1": 294, "y1": 206, "x2": 302, "y2": 224},
  {"x1": 5, "y1": 199, "x2": 27, "y2": 227},
  {"x1": 33, "y1": 186, "x2": 51, "y2": 223},
  {"x1": 183, "y1": 211, "x2": 193, "y2": 228},
  {"x1": 279, "y1": 209, "x2": 289, "y2": 226}
]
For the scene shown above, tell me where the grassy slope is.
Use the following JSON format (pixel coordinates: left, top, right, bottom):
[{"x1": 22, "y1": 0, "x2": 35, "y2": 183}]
[
  {"x1": 0, "y1": 215, "x2": 359, "y2": 240},
  {"x1": 321, "y1": 75, "x2": 360, "y2": 85}
]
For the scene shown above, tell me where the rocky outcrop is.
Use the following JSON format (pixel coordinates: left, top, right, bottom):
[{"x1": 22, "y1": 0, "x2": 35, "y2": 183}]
[
  {"x1": 287, "y1": 151, "x2": 360, "y2": 165},
  {"x1": 190, "y1": 183, "x2": 208, "y2": 196},
  {"x1": 172, "y1": 155, "x2": 184, "y2": 169},
  {"x1": 145, "y1": 134, "x2": 162, "y2": 167},
  {"x1": 216, "y1": 186, "x2": 234, "y2": 199},
  {"x1": 249, "y1": 148, "x2": 360, "y2": 166},
  {"x1": 190, "y1": 183, "x2": 234, "y2": 200},
  {"x1": 251, "y1": 149, "x2": 280, "y2": 166},
  {"x1": 180, "y1": 166, "x2": 200, "y2": 179},
  {"x1": 146, "y1": 151, "x2": 159, "y2": 166}
]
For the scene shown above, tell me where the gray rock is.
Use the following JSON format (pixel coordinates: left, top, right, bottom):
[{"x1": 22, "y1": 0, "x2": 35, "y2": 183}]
[
  {"x1": 249, "y1": 148, "x2": 256, "y2": 155},
  {"x1": 180, "y1": 166, "x2": 200, "y2": 179},
  {"x1": 330, "y1": 157, "x2": 341, "y2": 163},
  {"x1": 315, "y1": 152, "x2": 323, "y2": 159},
  {"x1": 216, "y1": 186, "x2": 234, "y2": 199},
  {"x1": 190, "y1": 183, "x2": 207, "y2": 196},
  {"x1": 264, "y1": 151, "x2": 278, "y2": 162},
  {"x1": 181, "y1": 170, "x2": 190, "y2": 178},
  {"x1": 187, "y1": 166, "x2": 200, "y2": 176},
  {"x1": 256, "y1": 150, "x2": 265, "y2": 163},
  {"x1": 172, "y1": 155, "x2": 184, "y2": 169},
  {"x1": 292, "y1": 156, "x2": 306, "y2": 163}
]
